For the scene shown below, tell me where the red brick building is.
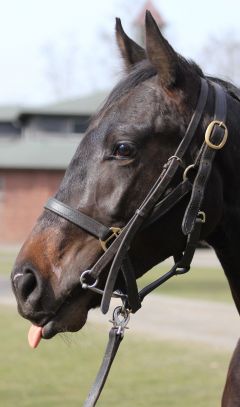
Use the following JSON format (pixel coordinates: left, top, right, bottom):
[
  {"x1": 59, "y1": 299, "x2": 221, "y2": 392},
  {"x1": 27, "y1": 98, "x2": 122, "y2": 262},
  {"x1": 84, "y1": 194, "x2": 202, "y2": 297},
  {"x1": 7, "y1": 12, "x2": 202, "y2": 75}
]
[
  {"x1": 0, "y1": 92, "x2": 106, "y2": 244},
  {"x1": 0, "y1": 169, "x2": 63, "y2": 243}
]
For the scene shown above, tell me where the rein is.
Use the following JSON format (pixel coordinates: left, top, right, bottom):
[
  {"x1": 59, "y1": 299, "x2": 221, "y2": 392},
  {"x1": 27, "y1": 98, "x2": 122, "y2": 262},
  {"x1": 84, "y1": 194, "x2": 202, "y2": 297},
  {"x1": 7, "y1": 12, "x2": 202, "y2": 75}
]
[{"x1": 44, "y1": 77, "x2": 228, "y2": 406}]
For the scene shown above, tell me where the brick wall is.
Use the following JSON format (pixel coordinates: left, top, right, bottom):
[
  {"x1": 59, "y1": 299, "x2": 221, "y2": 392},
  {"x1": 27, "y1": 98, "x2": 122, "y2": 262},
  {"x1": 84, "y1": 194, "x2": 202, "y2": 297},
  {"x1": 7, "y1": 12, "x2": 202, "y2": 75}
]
[{"x1": 0, "y1": 169, "x2": 64, "y2": 244}]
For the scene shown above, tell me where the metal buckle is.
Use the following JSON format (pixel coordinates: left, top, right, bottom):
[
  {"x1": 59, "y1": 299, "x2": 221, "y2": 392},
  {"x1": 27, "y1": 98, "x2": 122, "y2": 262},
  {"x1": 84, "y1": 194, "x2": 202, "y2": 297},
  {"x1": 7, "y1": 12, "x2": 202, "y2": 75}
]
[
  {"x1": 99, "y1": 227, "x2": 122, "y2": 252},
  {"x1": 205, "y1": 120, "x2": 228, "y2": 150},
  {"x1": 197, "y1": 211, "x2": 206, "y2": 223}
]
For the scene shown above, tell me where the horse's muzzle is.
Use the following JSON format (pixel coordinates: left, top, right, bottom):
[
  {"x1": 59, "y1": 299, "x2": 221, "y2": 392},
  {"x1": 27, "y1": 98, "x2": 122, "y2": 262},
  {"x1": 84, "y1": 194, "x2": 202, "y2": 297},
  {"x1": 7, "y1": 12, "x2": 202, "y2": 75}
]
[{"x1": 11, "y1": 263, "x2": 54, "y2": 325}]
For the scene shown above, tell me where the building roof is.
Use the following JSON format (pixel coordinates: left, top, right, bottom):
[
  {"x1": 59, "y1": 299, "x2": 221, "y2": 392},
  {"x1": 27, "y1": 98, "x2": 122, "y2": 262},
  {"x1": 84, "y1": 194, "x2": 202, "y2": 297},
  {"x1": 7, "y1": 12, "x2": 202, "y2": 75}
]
[
  {"x1": 45, "y1": 91, "x2": 108, "y2": 115},
  {"x1": 134, "y1": 0, "x2": 165, "y2": 27},
  {"x1": 0, "y1": 136, "x2": 81, "y2": 170},
  {"x1": 0, "y1": 91, "x2": 109, "y2": 122},
  {"x1": 0, "y1": 105, "x2": 22, "y2": 122},
  {"x1": 0, "y1": 90, "x2": 109, "y2": 170}
]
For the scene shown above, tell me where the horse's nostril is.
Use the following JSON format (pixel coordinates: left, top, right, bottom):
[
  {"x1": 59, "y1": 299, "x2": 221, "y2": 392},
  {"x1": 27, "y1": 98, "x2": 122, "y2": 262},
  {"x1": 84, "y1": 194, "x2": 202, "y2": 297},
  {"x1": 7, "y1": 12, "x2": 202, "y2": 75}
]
[
  {"x1": 12, "y1": 263, "x2": 48, "y2": 320},
  {"x1": 15, "y1": 267, "x2": 39, "y2": 303},
  {"x1": 20, "y1": 271, "x2": 38, "y2": 301}
]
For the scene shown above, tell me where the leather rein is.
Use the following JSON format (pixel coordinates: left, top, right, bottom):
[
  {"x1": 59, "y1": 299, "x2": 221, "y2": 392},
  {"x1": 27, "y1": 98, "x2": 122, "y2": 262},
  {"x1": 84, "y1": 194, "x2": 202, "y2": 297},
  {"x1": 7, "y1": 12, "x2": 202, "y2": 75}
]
[{"x1": 44, "y1": 77, "x2": 228, "y2": 406}]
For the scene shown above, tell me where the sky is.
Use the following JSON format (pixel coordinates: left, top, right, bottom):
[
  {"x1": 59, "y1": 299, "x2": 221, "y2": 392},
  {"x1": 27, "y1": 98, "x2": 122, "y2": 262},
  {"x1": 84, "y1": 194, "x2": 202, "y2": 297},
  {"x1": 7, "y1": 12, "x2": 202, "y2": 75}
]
[{"x1": 0, "y1": 0, "x2": 240, "y2": 106}]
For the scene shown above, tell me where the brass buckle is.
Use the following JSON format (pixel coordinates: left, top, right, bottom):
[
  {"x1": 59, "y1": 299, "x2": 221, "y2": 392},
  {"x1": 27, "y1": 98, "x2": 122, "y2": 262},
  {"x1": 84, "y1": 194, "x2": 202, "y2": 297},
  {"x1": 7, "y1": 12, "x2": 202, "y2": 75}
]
[
  {"x1": 100, "y1": 227, "x2": 122, "y2": 252},
  {"x1": 205, "y1": 120, "x2": 228, "y2": 150}
]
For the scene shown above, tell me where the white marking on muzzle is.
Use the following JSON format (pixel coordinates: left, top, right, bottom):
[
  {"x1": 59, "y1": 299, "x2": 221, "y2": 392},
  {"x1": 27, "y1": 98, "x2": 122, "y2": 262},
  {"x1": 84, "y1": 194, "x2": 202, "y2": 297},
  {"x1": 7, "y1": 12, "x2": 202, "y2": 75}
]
[{"x1": 13, "y1": 273, "x2": 24, "y2": 282}]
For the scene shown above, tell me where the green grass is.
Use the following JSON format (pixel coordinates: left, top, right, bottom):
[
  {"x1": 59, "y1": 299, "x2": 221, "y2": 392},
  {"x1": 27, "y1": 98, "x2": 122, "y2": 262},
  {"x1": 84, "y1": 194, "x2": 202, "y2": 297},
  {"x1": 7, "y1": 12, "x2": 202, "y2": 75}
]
[
  {"x1": 138, "y1": 264, "x2": 232, "y2": 303},
  {"x1": 0, "y1": 250, "x2": 17, "y2": 276},
  {"x1": 0, "y1": 306, "x2": 231, "y2": 407}
]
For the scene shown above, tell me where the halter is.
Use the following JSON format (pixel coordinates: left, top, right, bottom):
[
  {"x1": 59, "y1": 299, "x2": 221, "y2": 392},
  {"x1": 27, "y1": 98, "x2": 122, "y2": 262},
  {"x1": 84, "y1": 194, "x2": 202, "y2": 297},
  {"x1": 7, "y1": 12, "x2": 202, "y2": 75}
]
[{"x1": 44, "y1": 78, "x2": 228, "y2": 406}]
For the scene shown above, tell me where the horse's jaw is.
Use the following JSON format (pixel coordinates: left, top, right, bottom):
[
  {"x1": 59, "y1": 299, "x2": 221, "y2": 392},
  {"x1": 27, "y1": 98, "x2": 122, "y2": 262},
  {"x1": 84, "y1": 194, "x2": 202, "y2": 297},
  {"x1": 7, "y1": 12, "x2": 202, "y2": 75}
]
[
  {"x1": 11, "y1": 224, "x2": 106, "y2": 343},
  {"x1": 25, "y1": 287, "x2": 100, "y2": 346}
]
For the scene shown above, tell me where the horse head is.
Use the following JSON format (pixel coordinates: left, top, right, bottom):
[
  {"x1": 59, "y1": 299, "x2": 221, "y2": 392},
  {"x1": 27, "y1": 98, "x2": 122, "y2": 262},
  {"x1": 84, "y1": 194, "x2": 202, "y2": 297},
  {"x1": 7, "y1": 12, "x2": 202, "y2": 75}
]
[{"x1": 11, "y1": 12, "x2": 224, "y2": 341}]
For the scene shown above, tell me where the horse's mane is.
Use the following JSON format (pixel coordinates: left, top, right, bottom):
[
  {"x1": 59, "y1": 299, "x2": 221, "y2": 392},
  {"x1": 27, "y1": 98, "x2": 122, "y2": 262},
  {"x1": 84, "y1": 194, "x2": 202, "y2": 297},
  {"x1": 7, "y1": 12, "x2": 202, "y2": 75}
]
[
  {"x1": 95, "y1": 58, "x2": 240, "y2": 121},
  {"x1": 207, "y1": 76, "x2": 240, "y2": 103},
  {"x1": 107, "y1": 56, "x2": 203, "y2": 104}
]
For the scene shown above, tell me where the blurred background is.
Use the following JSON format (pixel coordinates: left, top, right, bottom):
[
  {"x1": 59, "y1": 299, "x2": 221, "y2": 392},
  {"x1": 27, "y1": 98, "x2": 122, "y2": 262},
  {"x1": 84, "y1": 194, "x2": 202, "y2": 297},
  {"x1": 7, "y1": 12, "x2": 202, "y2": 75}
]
[
  {"x1": 1, "y1": 1, "x2": 240, "y2": 406},
  {"x1": 0, "y1": 0, "x2": 240, "y2": 245}
]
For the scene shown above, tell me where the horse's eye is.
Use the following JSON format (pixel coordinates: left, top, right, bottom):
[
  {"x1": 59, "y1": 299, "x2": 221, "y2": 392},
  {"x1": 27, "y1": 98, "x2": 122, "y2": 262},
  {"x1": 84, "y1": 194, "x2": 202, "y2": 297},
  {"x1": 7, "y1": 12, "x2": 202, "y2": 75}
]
[{"x1": 113, "y1": 142, "x2": 135, "y2": 158}]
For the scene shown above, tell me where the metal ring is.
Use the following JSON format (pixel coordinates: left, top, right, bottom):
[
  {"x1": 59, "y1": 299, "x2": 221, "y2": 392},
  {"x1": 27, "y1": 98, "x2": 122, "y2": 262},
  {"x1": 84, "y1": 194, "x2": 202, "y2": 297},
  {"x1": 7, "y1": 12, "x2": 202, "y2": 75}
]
[
  {"x1": 80, "y1": 270, "x2": 99, "y2": 289},
  {"x1": 183, "y1": 164, "x2": 195, "y2": 181},
  {"x1": 113, "y1": 306, "x2": 130, "y2": 327}
]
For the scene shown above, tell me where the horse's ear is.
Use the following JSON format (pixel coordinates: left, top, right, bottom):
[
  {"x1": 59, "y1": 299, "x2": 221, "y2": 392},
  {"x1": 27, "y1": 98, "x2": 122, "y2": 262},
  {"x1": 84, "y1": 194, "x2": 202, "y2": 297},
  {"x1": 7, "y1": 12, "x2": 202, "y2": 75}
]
[
  {"x1": 115, "y1": 18, "x2": 146, "y2": 70},
  {"x1": 145, "y1": 10, "x2": 178, "y2": 87}
]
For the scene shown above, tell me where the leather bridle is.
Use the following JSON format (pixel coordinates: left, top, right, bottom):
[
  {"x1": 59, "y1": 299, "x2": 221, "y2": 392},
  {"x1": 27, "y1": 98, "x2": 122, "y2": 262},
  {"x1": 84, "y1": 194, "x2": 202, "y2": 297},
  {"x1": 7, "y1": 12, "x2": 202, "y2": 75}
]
[{"x1": 44, "y1": 77, "x2": 228, "y2": 406}]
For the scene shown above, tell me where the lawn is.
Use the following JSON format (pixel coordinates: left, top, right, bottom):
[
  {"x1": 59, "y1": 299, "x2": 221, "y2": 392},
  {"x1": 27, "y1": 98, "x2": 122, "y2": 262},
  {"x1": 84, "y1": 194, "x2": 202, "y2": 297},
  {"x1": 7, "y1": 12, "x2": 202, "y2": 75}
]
[
  {"x1": 138, "y1": 264, "x2": 232, "y2": 303},
  {"x1": 0, "y1": 250, "x2": 17, "y2": 277},
  {"x1": 0, "y1": 305, "x2": 231, "y2": 407}
]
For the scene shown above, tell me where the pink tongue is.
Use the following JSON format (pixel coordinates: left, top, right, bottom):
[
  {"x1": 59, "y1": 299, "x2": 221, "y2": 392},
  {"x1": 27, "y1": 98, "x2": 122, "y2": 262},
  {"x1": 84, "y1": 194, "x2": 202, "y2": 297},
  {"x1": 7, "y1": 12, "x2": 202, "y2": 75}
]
[{"x1": 28, "y1": 324, "x2": 42, "y2": 349}]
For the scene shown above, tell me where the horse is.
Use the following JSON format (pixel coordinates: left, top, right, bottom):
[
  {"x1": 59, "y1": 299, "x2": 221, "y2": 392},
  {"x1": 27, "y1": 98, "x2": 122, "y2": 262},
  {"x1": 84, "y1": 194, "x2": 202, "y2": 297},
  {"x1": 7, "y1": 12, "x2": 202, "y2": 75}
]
[{"x1": 10, "y1": 10, "x2": 240, "y2": 406}]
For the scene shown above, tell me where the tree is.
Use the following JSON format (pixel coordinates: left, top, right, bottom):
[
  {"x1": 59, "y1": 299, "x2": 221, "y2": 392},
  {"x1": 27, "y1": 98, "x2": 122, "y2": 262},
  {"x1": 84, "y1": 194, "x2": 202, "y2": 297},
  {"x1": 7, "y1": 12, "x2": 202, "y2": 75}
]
[{"x1": 199, "y1": 31, "x2": 240, "y2": 86}]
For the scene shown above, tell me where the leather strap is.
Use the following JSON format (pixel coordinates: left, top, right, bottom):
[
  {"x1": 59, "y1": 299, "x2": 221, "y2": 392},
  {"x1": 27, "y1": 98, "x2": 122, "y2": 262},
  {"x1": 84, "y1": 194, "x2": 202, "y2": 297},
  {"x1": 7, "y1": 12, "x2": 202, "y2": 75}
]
[
  {"x1": 86, "y1": 179, "x2": 191, "y2": 283},
  {"x1": 83, "y1": 327, "x2": 123, "y2": 407},
  {"x1": 173, "y1": 78, "x2": 209, "y2": 159},
  {"x1": 142, "y1": 179, "x2": 192, "y2": 230},
  {"x1": 139, "y1": 216, "x2": 203, "y2": 302},
  {"x1": 182, "y1": 82, "x2": 227, "y2": 235},
  {"x1": 83, "y1": 212, "x2": 204, "y2": 407},
  {"x1": 44, "y1": 198, "x2": 111, "y2": 241},
  {"x1": 121, "y1": 255, "x2": 141, "y2": 313}
]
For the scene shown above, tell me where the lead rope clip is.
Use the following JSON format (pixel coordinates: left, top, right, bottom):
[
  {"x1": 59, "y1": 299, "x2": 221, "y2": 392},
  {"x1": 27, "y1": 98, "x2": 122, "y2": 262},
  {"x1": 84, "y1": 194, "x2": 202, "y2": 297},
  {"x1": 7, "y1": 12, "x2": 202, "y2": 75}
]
[{"x1": 110, "y1": 305, "x2": 130, "y2": 337}]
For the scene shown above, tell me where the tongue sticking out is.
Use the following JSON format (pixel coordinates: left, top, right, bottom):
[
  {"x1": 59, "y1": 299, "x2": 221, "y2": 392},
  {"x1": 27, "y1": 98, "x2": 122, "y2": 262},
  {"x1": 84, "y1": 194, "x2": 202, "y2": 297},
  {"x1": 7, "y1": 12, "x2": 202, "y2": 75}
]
[{"x1": 28, "y1": 324, "x2": 42, "y2": 348}]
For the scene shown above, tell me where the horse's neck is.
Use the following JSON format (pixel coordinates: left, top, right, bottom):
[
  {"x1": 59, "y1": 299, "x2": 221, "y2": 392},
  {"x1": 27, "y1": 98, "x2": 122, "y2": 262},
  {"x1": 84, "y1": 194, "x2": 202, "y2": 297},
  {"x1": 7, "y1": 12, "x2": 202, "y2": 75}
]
[
  {"x1": 205, "y1": 92, "x2": 240, "y2": 314},
  {"x1": 207, "y1": 212, "x2": 240, "y2": 314}
]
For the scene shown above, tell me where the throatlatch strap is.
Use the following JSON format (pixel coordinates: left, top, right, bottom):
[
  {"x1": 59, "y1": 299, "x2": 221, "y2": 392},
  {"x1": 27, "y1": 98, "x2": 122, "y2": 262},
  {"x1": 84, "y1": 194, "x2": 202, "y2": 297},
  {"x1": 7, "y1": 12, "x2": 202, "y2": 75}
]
[
  {"x1": 44, "y1": 198, "x2": 111, "y2": 241},
  {"x1": 83, "y1": 328, "x2": 123, "y2": 407},
  {"x1": 182, "y1": 82, "x2": 227, "y2": 235}
]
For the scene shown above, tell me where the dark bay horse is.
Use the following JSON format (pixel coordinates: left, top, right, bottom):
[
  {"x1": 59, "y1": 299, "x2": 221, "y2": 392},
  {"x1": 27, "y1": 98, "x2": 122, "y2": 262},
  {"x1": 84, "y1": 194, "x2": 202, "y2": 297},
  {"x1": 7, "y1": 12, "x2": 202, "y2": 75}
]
[{"x1": 11, "y1": 11, "x2": 240, "y2": 406}]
